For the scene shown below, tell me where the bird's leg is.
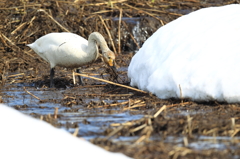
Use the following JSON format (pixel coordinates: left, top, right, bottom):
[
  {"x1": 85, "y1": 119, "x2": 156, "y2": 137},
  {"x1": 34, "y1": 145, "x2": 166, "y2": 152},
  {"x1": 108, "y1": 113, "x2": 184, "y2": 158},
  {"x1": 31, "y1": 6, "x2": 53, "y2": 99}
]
[
  {"x1": 76, "y1": 68, "x2": 84, "y2": 86},
  {"x1": 110, "y1": 66, "x2": 119, "y2": 82},
  {"x1": 50, "y1": 68, "x2": 55, "y2": 88}
]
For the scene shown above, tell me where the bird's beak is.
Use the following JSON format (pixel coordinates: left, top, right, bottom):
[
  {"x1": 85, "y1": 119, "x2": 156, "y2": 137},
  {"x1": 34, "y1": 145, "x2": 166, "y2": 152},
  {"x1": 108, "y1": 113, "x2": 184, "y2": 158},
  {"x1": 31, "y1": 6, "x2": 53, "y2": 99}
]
[
  {"x1": 108, "y1": 59, "x2": 114, "y2": 67},
  {"x1": 109, "y1": 59, "x2": 117, "y2": 70}
]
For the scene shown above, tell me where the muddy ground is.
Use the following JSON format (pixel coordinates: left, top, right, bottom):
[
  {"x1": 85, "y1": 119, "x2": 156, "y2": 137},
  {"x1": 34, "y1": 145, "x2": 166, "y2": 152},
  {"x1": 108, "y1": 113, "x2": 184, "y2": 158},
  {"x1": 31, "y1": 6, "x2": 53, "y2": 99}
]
[{"x1": 1, "y1": 0, "x2": 240, "y2": 158}]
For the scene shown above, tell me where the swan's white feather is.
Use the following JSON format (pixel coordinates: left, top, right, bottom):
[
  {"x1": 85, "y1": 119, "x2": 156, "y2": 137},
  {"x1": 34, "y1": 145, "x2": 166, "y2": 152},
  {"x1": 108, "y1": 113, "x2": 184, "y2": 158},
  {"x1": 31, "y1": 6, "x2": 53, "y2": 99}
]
[
  {"x1": 27, "y1": 32, "x2": 95, "y2": 68},
  {"x1": 128, "y1": 4, "x2": 240, "y2": 103}
]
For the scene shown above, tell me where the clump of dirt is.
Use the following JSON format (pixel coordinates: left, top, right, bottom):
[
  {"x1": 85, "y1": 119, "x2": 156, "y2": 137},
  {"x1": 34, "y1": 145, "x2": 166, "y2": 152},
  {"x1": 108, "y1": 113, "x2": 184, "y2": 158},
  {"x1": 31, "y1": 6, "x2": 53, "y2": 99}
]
[{"x1": 1, "y1": 0, "x2": 240, "y2": 159}]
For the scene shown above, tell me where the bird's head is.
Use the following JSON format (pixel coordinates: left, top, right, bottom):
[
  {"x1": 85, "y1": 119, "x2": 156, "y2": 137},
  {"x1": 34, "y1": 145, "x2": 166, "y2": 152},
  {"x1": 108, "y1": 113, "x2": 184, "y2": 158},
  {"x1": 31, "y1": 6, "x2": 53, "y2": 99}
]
[
  {"x1": 103, "y1": 50, "x2": 116, "y2": 68},
  {"x1": 103, "y1": 50, "x2": 118, "y2": 78}
]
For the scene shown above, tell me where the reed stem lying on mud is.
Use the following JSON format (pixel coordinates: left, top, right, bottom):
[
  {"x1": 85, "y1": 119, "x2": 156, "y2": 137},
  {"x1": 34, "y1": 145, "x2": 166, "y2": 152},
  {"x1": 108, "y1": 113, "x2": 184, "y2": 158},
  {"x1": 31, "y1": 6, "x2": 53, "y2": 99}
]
[
  {"x1": 74, "y1": 72, "x2": 147, "y2": 93},
  {"x1": 23, "y1": 87, "x2": 41, "y2": 101}
]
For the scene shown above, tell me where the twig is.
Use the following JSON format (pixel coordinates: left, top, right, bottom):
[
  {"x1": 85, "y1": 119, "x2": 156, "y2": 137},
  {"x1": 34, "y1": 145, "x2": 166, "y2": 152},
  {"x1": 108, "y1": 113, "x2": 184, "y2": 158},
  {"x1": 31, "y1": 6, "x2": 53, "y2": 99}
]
[
  {"x1": 11, "y1": 22, "x2": 27, "y2": 35},
  {"x1": 179, "y1": 84, "x2": 183, "y2": 104},
  {"x1": 203, "y1": 128, "x2": 218, "y2": 135},
  {"x1": 54, "y1": 107, "x2": 58, "y2": 119},
  {"x1": 23, "y1": 87, "x2": 41, "y2": 101},
  {"x1": 98, "y1": 100, "x2": 129, "y2": 108},
  {"x1": 140, "y1": 8, "x2": 182, "y2": 17},
  {"x1": 187, "y1": 115, "x2": 192, "y2": 137},
  {"x1": 98, "y1": 16, "x2": 117, "y2": 54},
  {"x1": 232, "y1": 118, "x2": 235, "y2": 130},
  {"x1": 7, "y1": 73, "x2": 25, "y2": 78},
  {"x1": 231, "y1": 129, "x2": 240, "y2": 137},
  {"x1": 72, "y1": 128, "x2": 79, "y2": 137},
  {"x1": 37, "y1": 9, "x2": 70, "y2": 32},
  {"x1": 118, "y1": 8, "x2": 122, "y2": 54},
  {"x1": 123, "y1": 3, "x2": 164, "y2": 25},
  {"x1": 104, "y1": 126, "x2": 124, "y2": 140},
  {"x1": 153, "y1": 105, "x2": 166, "y2": 118},
  {"x1": 0, "y1": 4, "x2": 42, "y2": 10},
  {"x1": 135, "y1": 135, "x2": 146, "y2": 144},
  {"x1": 75, "y1": 72, "x2": 147, "y2": 93},
  {"x1": 96, "y1": 99, "x2": 143, "y2": 108},
  {"x1": 0, "y1": 32, "x2": 15, "y2": 45},
  {"x1": 79, "y1": 0, "x2": 128, "y2": 6},
  {"x1": 91, "y1": 10, "x2": 114, "y2": 14},
  {"x1": 0, "y1": 31, "x2": 35, "y2": 58},
  {"x1": 0, "y1": 33, "x2": 10, "y2": 48},
  {"x1": 123, "y1": 103, "x2": 146, "y2": 110},
  {"x1": 166, "y1": 102, "x2": 191, "y2": 108},
  {"x1": 76, "y1": 93, "x2": 133, "y2": 97},
  {"x1": 183, "y1": 137, "x2": 188, "y2": 146},
  {"x1": 21, "y1": 16, "x2": 37, "y2": 40},
  {"x1": 122, "y1": 21, "x2": 140, "y2": 49},
  {"x1": 111, "y1": 121, "x2": 135, "y2": 127},
  {"x1": 96, "y1": 100, "x2": 130, "y2": 108},
  {"x1": 130, "y1": 123, "x2": 147, "y2": 133}
]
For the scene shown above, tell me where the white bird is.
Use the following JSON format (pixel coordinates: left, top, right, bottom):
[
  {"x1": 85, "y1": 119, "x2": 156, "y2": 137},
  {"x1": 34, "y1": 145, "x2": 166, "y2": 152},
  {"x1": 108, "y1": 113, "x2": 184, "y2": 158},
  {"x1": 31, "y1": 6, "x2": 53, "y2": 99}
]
[
  {"x1": 27, "y1": 32, "x2": 116, "y2": 87},
  {"x1": 128, "y1": 4, "x2": 240, "y2": 103}
]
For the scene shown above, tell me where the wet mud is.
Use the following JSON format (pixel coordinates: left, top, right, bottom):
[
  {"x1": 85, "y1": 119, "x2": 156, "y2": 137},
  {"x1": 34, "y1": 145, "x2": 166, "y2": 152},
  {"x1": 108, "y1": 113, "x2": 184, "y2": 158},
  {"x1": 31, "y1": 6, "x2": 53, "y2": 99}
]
[{"x1": 1, "y1": 0, "x2": 240, "y2": 158}]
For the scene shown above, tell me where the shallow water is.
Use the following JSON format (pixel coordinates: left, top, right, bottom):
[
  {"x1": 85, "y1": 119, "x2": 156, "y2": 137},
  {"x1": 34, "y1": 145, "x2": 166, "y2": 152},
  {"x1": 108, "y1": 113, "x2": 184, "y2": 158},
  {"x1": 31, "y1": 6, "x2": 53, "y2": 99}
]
[
  {"x1": 2, "y1": 72, "x2": 240, "y2": 158},
  {"x1": 1, "y1": 84, "x2": 143, "y2": 140},
  {"x1": 1, "y1": 85, "x2": 236, "y2": 152}
]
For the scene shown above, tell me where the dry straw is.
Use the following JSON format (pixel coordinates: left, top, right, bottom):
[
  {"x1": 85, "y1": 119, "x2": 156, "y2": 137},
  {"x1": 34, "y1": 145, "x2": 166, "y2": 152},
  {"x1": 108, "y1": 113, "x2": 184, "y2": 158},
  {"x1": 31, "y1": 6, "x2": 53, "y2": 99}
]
[{"x1": 75, "y1": 72, "x2": 147, "y2": 93}]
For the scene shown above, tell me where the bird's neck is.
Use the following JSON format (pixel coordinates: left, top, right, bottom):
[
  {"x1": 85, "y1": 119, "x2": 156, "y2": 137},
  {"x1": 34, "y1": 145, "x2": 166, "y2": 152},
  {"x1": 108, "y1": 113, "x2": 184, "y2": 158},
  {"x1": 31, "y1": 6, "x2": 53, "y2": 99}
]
[{"x1": 88, "y1": 32, "x2": 110, "y2": 54}]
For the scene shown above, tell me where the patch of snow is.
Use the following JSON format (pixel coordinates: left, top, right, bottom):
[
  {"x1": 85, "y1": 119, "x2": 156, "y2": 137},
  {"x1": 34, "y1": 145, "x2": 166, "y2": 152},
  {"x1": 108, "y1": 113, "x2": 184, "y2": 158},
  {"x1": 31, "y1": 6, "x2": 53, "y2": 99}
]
[
  {"x1": 0, "y1": 104, "x2": 131, "y2": 159},
  {"x1": 128, "y1": 4, "x2": 240, "y2": 103}
]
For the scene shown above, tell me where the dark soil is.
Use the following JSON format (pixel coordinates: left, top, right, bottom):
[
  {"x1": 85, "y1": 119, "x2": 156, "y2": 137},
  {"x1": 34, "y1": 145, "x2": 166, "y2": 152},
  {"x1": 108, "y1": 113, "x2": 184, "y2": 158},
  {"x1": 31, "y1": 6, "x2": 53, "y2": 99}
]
[{"x1": 1, "y1": 0, "x2": 240, "y2": 159}]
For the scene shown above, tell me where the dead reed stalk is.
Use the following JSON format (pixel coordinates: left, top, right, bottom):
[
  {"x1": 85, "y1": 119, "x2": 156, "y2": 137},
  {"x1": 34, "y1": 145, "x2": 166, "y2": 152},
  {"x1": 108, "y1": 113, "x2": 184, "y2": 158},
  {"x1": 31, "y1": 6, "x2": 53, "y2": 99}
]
[
  {"x1": 74, "y1": 72, "x2": 147, "y2": 93},
  {"x1": 98, "y1": 16, "x2": 117, "y2": 54},
  {"x1": 23, "y1": 87, "x2": 41, "y2": 101},
  {"x1": 118, "y1": 8, "x2": 122, "y2": 54}
]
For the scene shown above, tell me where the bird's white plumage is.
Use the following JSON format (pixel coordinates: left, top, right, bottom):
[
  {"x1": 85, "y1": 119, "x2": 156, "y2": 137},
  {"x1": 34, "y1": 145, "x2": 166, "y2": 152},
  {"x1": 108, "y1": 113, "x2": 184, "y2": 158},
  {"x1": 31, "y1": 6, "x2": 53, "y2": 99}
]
[
  {"x1": 128, "y1": 4, "x2": 240, "y2": 103},
  {"x1": 27, "y1": 32, "x2": 116, "y2": 87},
  {"x1": 0, "y1": 104, "x2": 131, "y2": 159},
  {"x1": 28, "y1": 32, "x2": 97, "y2": 68}
]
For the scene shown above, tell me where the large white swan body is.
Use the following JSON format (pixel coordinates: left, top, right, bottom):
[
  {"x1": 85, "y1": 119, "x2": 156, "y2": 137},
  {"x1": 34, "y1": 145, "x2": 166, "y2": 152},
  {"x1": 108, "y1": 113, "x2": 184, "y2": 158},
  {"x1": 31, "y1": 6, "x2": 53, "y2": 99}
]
[
  {"x1": 28, "y1": 32, "x2": 99, "y2": 68},
  {"x1": 0, "y1": 104, "x2": 131, "y2": 159},
  {"x1": 128, "y1": 4, "x2": 240, "y2": 103},
  {"x1": 27, "y1": 32, "x2": 116, "y2": 87}
]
